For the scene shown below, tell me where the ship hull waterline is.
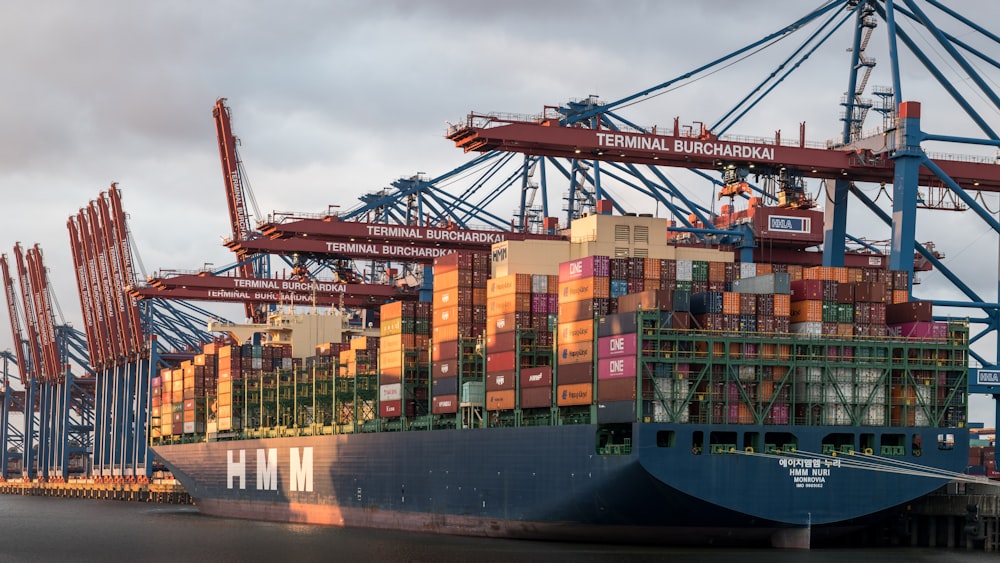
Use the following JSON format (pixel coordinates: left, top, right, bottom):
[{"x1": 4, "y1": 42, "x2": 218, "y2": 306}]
[{"x1": 153, "y1": 422, "x2": 966, "y2": 548}]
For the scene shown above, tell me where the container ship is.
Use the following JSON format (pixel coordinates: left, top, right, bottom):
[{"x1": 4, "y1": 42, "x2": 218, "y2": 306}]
[{"x1": 152, "y1": 211, "x2": 970, "y2": 548}]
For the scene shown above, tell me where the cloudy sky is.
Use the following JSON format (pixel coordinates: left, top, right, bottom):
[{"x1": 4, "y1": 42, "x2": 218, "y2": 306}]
[{"x1": 2, "y1": 1, "x2": 1000, "y2": 423}]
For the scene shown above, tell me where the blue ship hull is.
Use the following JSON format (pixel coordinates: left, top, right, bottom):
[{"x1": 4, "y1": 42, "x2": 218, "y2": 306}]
[{"x1": 154, "y1": 422, "x2": 968, "y2": 547}]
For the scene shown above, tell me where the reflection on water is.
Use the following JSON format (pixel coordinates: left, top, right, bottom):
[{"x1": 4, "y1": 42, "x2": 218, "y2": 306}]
[{"x1": 0, "y1": 495, "x2": 993, "y2": 563}]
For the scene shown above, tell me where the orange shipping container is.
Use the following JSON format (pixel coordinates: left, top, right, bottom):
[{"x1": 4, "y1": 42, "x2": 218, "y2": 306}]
[
  {"x1": 432, "y1": 324, "x2": 460, "y2": 342},
  {"x1": 559, "y1": 319, "x2": 594, "y2": 345},
  {"x1": 722, "y1": 292, "x2": 741, "y2": 315},
  {"x1": 790, "y1": 300, "x2": 824, "y2": 323},
  {"x1": 708, "y1": 262, "x2": 727, "y2": 283},
  {"x1": 557, "y1": 383, "x2": 593, "y2": 406},
  {"x1": 486, "y1": 390, "x2": 516, "y2": 411},
  {"x1": 773, "y1": 294, "x2": 791, "y2": 317},
  {"x1": 891, "y1": 290, "x2": 909, "y2": 304},
  {"x1": 380, "y1": 300, "x2": 404, "y2": 319},
  {"x1": 488, "y1": 292, "x2": 532, "y2": 316},
  {"x1": 487, "y1": 274, "x2": 532, "y2": 298},
  {"x1": 558, "y1": 340, "x2": 594, "y2": 365},
  {"x1": 559, "y1": 277, "x2": 610, "y2": 303}
]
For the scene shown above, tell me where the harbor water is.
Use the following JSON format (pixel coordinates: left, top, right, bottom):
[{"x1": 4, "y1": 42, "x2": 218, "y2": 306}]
[{"x1": 0, "y1": 495, "x2": 994, "y2": 562}]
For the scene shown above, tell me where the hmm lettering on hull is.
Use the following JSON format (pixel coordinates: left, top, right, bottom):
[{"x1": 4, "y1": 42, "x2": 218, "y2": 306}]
[{"x1": 227, "y1": 447, "x2": 313, "y2": 492}]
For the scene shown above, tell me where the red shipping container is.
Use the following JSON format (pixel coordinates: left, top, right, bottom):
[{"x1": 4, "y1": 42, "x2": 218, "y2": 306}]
[
  {"x1": 432, "y1": 394, "x2": 458, "y2": 414},
  {"x1": 521, "y1": 386, "x2": 553, "y2": 409},
  {"x1": 789, "y1": 279, "x2": 825, "y2": 301},
  {"x1": 486, "y1": 331, "x2": 518, "y2": 352},
  {"x1": 886, "y1": 300, "x2": 932, "y2": 324},
  {"x1": 486, "y1": 350, "x2": 517, "y2": 372},
  {"x1": 380, "y1": 400, "x2": 402, "y2": 418},
  {"x1": 520, "y1": 366, "x2": 553, "y2": 388},
  {"x1": 486, "y1": 370, "x2": 517, "y2": 391},
  {"x1": 434, "y1": 359, "x2": 458, "y2": 379},
  {"x1": 432, "y1": 340, "x2": 459, "y2": 361},
  {"x1": 598, "y1": 356, "x2": 637, "y2": 380},
  {"x1": 598, "y1": 376, "x2": 637, "y2": 401},
  {"x1": 558, "y1": 362, "x2": 593, "y2": 384},
  {"x1": 597, "y1": 333, "x2": 637, "y2": 358}
]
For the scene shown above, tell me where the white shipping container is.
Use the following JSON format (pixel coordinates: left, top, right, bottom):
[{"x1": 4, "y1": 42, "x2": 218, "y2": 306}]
[
  {"x1": 676, "y1": 259, "x2": 693, "y2": 281},
  {"x1": 790, "y1": 322, "x2": 823, "y2": 336},
  {"x1": 380, "y1": 383, "x2": 402, "y2": 402},
  {"x1": 797, "y1": 367, "x2": 823, "y2": 382},
  {"x1": 740, "y1": 262, "x2": 758, "y2": 279},
  {"x1": 824, "y1": 404, "x2": 852, "y2": 425},
  {"x1": 865, "y1": 404, "x2": 886, "y2": 425}
]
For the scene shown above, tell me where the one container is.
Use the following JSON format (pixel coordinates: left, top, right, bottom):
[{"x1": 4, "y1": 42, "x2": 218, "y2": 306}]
[{"x1": 597, "y1": 333, "x2": 637, "y2": 358}]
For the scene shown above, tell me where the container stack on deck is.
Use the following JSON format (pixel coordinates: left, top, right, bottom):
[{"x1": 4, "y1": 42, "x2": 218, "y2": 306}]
[
  {"x1": 430, "y1": 251, "x2": 488, "y2": 422},
  {"x1": 379, "y1": 301, "x2": 431, "y2": 421},
  {"x1": 143, "y1": 213, "x2": 969, "y2": 447},
  {"x1": 483, "y1": 273, "x2": 557, "y2": 420},
  {"x1": 556, "y1": 255, "x2": 611, "y2": 418}
]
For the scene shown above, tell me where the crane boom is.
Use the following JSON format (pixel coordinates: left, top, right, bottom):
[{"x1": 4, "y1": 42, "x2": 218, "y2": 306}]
[
  {"x1": 213, "y1": 98, "x2": 266, "y2": 321},
  {"x1": 447, "y1": 113, "x2": 1000, "y2": 191},
  {"x1": 0, "y1": 254, "x2": 30, "y2": 385}
]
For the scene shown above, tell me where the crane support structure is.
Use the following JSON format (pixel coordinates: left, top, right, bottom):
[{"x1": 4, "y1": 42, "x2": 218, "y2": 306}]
[{"x1": 67, "y1": 186, "x2": 153, "y2": 482}]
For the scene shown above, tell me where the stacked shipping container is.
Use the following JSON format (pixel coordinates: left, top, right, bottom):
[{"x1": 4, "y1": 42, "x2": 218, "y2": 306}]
[
  {"x1": 484, "y1": 273, "x2": 557, "y2": 413},
  {"x1": 379, "y1": 301, "x2": 431, "y2": 419},
  {"x1": 431, "y1": 251, "x2": 489, "y2": 416}
]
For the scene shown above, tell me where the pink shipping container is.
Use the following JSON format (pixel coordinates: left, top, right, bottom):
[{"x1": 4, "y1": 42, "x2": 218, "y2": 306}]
[
  {"x1": 559, "y1": 255, "x2": 610, "y2": 282},
  {"x1": 597, "y1": 333, "x2": 637, "y2": 358},
  {"x1": 886, "y1": 321, "x2": 947, "y2": 339},
  {"x1": 598, "y1": 356, "x2": 637, "y2": 380}
]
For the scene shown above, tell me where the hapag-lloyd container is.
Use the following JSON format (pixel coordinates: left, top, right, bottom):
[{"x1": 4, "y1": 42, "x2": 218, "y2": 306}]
[
  {"x1": 486, "y1": 389, "x2": 516, "y2": 411},
  {"x1": 559, "y1": 277, "x2": 611, "y2": 302},
  {"x1": 598, "y1": 356, "x2": 637, "y2": 380},
  {"x1": 559, "y1": 319, "x2": 594, "y2": 344},
  {"x1": 558, "y1": 340, "x2": 593, "y2": 365},
  {"x1": 557, "y1": 383, "x2": 593, "y2": 406},
  {"x1": 597, "y1": 333, "x2": 637, "y2": 358}
]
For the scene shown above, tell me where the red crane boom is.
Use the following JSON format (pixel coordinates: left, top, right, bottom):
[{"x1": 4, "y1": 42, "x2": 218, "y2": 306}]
[{"x1": 447, "y1": 113, "x2": 1000, "y2": 191}]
